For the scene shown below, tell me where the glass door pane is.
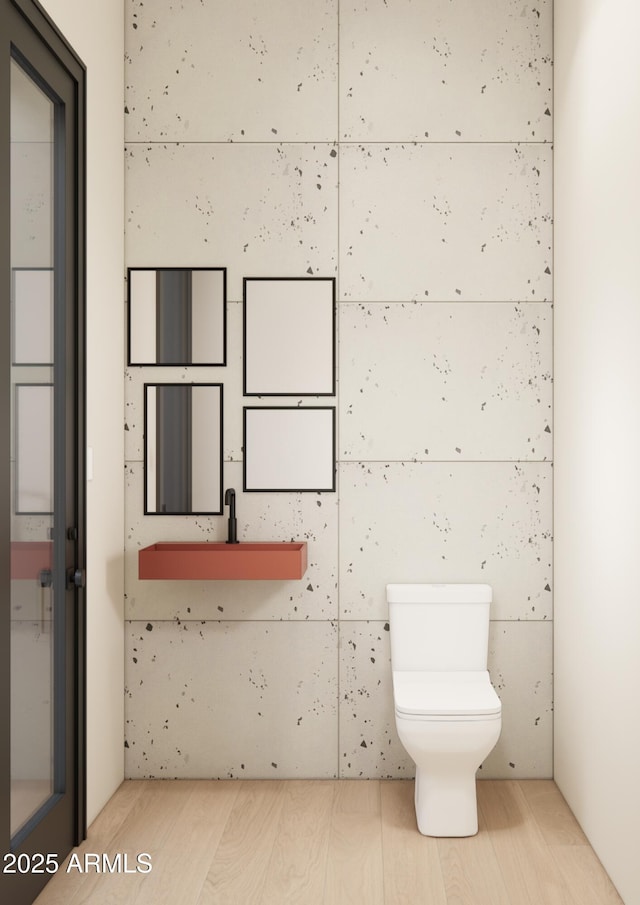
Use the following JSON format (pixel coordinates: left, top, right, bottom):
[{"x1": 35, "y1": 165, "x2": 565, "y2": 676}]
[{"x1": 9, "y1": 56, "x2": 57, "y2": 839}]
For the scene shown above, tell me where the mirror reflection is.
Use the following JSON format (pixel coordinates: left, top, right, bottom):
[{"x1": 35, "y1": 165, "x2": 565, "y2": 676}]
[
  {"x1": 12, "y1": 268, "x2": 54, "y2": 365},
  {"x1": 145, "y1": 383, "x2": 223, "y2": 515},
  {"x1": 129, "y1": 268, "x2": 226, "y2": 366}
]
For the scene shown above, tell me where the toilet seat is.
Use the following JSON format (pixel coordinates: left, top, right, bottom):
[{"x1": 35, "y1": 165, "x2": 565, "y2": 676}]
[{"x1": 393, "y1": 670, "x2": 501, "y2": 721}]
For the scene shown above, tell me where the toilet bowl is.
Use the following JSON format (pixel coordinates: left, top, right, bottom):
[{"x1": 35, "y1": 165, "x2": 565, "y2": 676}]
[
  {"x1": 387, "y1": 584, "x2": 502, "y2": 837},
  {"x1": 393, "y1": 670, "x2": 501, "y2": 836}
]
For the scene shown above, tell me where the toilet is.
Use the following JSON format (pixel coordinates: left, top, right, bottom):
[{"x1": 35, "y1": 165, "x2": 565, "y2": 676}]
[{"x1": 387, "y1": 583, "x2": 502, "y2": 837}]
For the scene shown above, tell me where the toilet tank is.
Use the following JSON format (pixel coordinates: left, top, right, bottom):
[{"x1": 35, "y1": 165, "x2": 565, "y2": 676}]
[{"x1": 387, "y1": 583, "x2": 492, "y2": 671}]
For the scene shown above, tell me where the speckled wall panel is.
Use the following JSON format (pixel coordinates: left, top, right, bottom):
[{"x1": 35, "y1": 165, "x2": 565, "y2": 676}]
[
  {"x1": 338, "y1": 620, "x2": 553, "y2": 779},
  {"x1": 125, "y1": 0, "x2": 338, "y2": 143},
  {"x1": 124, "y1": 0, "x2": 553, "y2": 781},
  {"x1": 125, "y1": 143, "x2": 338, "y2": 300},
  {"x1": 486, "y1": 620, "x2": 553, "y2": 778},
  {"x1": 339, "y1": 461, "x2": 552, "y2": 622},
  {"x1": 339, "y1": 143, "x2": 552, "y2": 303},
  {"x1": 340, "y1": 0, "x2": 552, "y2": 143},
  {"x1": 339, "y1": 621, "x2": 411, "y2": 778},
  {"x1": 340, "y1": 302, "x2": 552, "y2": 461},
  {"x1": 125, "y1": 619, "x2": 339, "y2": 778}
]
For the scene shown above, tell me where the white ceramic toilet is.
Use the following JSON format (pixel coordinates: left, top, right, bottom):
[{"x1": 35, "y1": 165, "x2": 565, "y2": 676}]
[{"x1": 387, "y1": 583, "x2": 502, "y2": 837}]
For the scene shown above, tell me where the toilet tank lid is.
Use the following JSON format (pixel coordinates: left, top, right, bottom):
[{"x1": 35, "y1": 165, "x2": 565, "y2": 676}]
[{"x1": 386, "y1": 583, "x2": 492, "y2": 604}]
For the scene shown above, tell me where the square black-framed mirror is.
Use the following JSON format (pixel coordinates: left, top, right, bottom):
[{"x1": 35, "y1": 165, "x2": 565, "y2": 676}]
[
  {"x1": 243, "y1": 406, "x2": 336, "y2": 492},
  {"x1": 144, "y1": 383, "x2": 224, "y2": 515},
  {"x1": 128, "y1": 267, "x2": 227, "y2": 366},
  {"x1": 243, "y1": 277, "x2": 336, "y2": 396}
]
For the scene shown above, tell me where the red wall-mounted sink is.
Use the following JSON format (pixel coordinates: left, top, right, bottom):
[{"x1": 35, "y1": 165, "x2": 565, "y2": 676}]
[{"x1": 138, "y1": 541, "x2": 308, "y2": 581}]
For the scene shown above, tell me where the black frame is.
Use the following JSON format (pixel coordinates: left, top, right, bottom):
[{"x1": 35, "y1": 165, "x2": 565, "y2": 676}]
[
  {"x1": 0, "y1": 0, "x2": 86, "y2": 899},
  {"x1": 144, "y1": 382, "x2": 224, "y2": 515},
  {"x1": 243, "y1": 276, "x2": 336, "y2": 396},
  {"x1": 243, "y1": 405, "x2": 336, "y2": 493},
  {"x1": 127, "y1": 266, "x2": 227, "y2": 366}
]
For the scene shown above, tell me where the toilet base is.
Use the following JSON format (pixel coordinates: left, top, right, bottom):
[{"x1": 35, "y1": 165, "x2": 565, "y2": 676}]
[{"x1": 414, "y1": 768, "x2": 479, "y2": 837}]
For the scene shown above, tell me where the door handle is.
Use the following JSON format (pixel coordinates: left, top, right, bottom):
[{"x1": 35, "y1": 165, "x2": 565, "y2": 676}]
[{"x1": 67, "y1": 568, "x2": 86, "y2": 589}]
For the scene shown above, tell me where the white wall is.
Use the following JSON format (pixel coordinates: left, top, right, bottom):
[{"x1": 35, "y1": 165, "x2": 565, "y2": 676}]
[
  {"x1": 554, "y1": 1, "x2": 640, "y2": 902},
  {"x1": 39, "y1": 0, "x2": 125, "y2": 824}
]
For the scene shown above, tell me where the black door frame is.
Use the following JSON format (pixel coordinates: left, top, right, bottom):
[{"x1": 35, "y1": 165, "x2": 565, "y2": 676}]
[{"x1": 0, "y1": 0, "x2": 86, "y2": 898}]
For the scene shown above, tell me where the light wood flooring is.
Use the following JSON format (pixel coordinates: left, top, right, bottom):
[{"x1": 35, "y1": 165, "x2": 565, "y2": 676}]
[{"x1": 34, "y1": 779, "x2": 624, "y2": 905}]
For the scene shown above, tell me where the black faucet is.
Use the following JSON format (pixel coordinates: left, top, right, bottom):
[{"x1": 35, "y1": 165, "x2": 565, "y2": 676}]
[{"x1": 224, "y1": 488, "x2": 239, "y2": 544}]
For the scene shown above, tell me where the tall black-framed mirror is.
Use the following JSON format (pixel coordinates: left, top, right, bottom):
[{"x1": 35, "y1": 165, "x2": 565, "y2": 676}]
[{"x1": 144, "y1": 383, "x2": 224, "y2": 515}]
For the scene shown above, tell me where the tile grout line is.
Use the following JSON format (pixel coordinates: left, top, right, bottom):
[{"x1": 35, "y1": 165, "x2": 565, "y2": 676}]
[
  {"x1": 124, "y1": 618, "x2": 552, "y2": 623},
  {"x1": 125, "y1": 139, "x2": 554, "y2": 147}
]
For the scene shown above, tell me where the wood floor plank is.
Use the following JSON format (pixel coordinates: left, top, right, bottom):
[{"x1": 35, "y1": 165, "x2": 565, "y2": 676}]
[
  {"x1": 380, "y1": 780, "x2": 447, "y2": 905},
  {"x1": 34, "y1": 779, "x2": 186, "y2": 905},
  {"x1": 437, "y1": 806, "x2": 512, "y2": 905},
  {"x1": 73, "y1": 779, "x2": 199, "y2": 905},
  {"x1": 33, "y1": 783, "x2": 143, "y2": 905},
  {"x1": 518, "y1": 780, "x2": 589, "y2": 846},
  {"x1": 86, "y1": 781, "x2": 148, "y2": 843},
  {"x1": 259, "y1": 779, "x2": 335, "y2": 905},
  {"x1": 551, "y1": 845, "x2": 625, "y2": 905},
  {"x1": 32, "y1": 779, "x2": 625, "y2": 905},
  {"x1": 132, "y1": 780, "x2": 241, "y2": 905},
  {"x1": 477, "y1": 780, "x2": 575, "y2": 905},
  {"x1": 197, "y1": 780, "x2": 286, "y2": 905},
  {"x1": 324, "y1": 780, "x2": 384, "y2": 905}
]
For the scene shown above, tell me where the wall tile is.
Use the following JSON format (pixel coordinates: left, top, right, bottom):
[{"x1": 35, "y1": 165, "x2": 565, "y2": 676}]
[
  {"x1": 339, "y1": 620, "x2": 552, "y2": 780},
  {"x1": 339, "y1": 461, "x2": 552, "y2": 621},
  {"x1": 125, "y1": 364, "x2": 205, "y2": 464},
  {"x1": 124, "y1": 341, "x2": 238, "y2": 468},
  {"x1": 339, "y1": 621, "x2": 412, "y2": 778},
  {"x1": 125, "y1": 0, "x2": 338, "y2": 142},
  {"x1": 340, "y1": 0, "x2": 552, "y2": 143},
  {"x1": 125, "y1": 619, "x2": 338, "y2": 778},
  {"x1": 125, "y1": 462, "x2": 338, "y2": 622},
  {"x1": 340, "y1": 302, "x2": 552, "y2": 461},
  {"x1": 483, "y1": 620, "x2": 553, "y2": 778},
  {"x1": 339, "y1": 142, "x2": 552, "y2": 302},
  {"x1": 126, "y1": 142, "x2": 338, "y2": 301}
]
